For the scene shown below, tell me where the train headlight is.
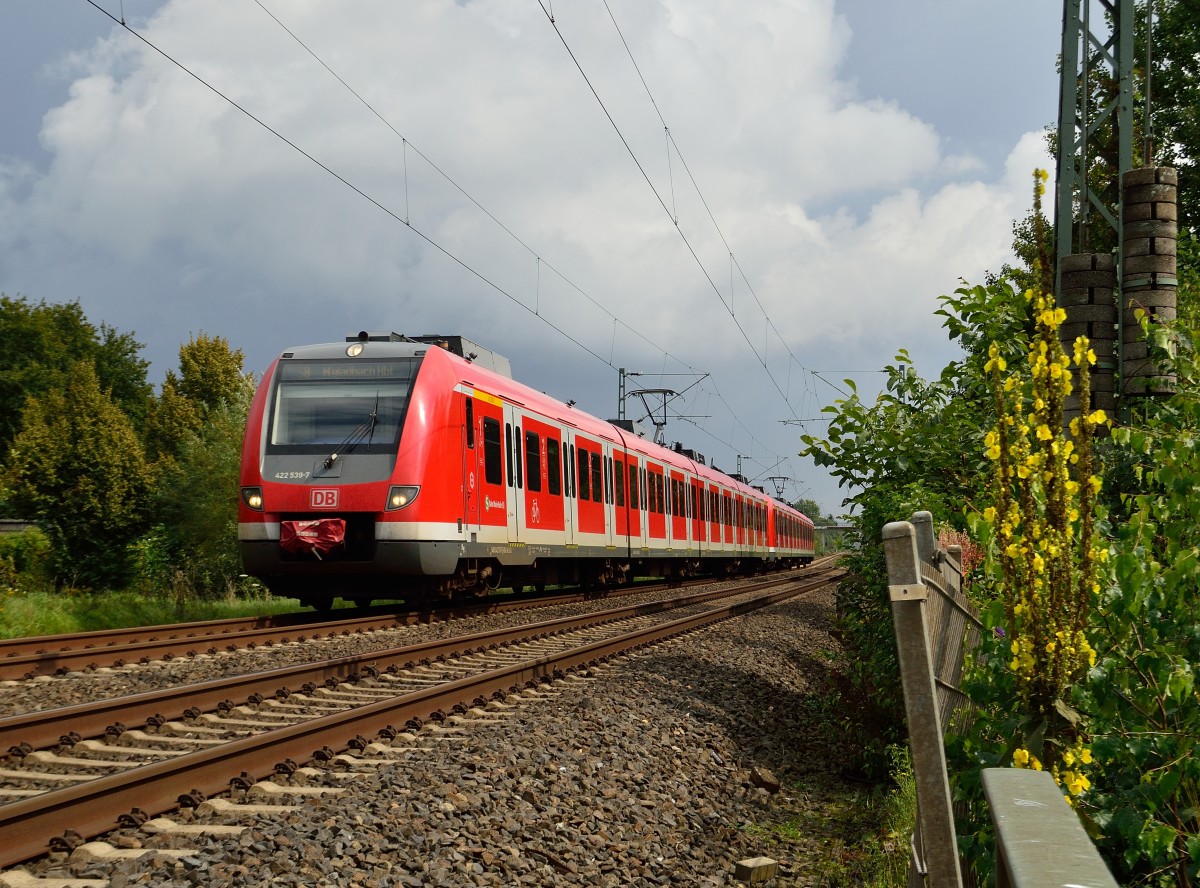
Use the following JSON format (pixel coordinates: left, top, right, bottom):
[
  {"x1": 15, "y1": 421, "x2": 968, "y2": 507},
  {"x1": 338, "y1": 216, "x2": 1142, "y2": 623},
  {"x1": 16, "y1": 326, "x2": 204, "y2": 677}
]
[
  {"x1": 241, "y1": 487, "x2": 264, "y2": 511},
  {"x1": 386, "y1": 485, "x2": 420, "y2": 510}
]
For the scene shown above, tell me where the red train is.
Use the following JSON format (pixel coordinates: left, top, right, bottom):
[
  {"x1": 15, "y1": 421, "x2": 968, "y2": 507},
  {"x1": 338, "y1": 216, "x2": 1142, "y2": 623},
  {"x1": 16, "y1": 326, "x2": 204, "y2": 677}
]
[{"x1": 238, "y1": 332, "x2": 815, "y2": 608}]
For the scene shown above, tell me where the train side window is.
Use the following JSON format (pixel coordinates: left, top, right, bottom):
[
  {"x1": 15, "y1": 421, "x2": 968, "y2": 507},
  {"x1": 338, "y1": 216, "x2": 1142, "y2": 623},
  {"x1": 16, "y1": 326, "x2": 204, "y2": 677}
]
[
  {"x1": 547, "y1": 439, "x2": 561, "y2": 496},
  {"x1": 569, "y1": 444, "x2": 576, "y2": 498},
  {"x1": 614, "y1": 461, "x2": 625, "y2": 506},
  {"x1": 483, "y1": 417, "x2": 501, "y2": 485},
  {"x1": 525, "y1": 431, "x2": 541, "y2": 493},
  {"x1": 628, "y1": 463, "x2": 639, "y2": 509},
  {"x1": 604, "y1": 455, "x2": 613, "y2": 504},
  {"x1": 465, "y1": 399, "x2": 474, "y2": 448},
  {"x1": 577, "y1": 447, "x2": 590, "y2": 500},
  {"x1": 590, "y1": 452, "x2": 602, "y2": 503},
  {"x1": 505, "y1": 423, "x2": 514, "y2": 487}
]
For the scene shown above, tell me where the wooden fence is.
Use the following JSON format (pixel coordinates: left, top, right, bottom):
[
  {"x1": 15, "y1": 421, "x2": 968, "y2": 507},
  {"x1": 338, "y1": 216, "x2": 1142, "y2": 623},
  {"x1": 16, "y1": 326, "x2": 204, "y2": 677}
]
[{"x1": 882, "y1": 511, "x2": 1117, "y2": 888}]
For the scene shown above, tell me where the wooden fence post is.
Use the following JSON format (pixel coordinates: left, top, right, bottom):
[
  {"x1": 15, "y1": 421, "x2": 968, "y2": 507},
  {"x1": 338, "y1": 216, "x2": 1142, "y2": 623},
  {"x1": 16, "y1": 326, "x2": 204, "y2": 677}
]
[
  {"x1": 912, "y1": 510, "x2": 936, "y2": 566},
  {"x1": 883, "y1": 520, "x2": 963, "y2": 888}
]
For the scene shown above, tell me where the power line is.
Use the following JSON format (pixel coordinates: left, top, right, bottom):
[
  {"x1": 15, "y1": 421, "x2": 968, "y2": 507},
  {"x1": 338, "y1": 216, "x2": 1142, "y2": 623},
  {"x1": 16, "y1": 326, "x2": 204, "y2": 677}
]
[
  {"x1": 599, "y1": 0, "x2": 822, "y2": 411},
  {"x1": 251, "y1": 0, "x2": 814, "y2": 468},
  {"x1": 542, "y1": 0, "x2": 823, "y2": 423},
  {"x1": 82, "y1": 0, "x2": 610, "y2": 368},
  {"x1": 84, "y1": 1, "x2": 803, "y2": 474}
]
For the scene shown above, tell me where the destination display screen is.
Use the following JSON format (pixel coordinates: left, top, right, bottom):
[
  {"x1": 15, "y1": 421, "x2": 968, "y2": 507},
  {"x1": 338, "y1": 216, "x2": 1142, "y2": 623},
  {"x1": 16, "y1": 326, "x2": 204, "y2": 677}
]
[{"x1": 267, "y1": 358, "x2": 419, "y2": 453}]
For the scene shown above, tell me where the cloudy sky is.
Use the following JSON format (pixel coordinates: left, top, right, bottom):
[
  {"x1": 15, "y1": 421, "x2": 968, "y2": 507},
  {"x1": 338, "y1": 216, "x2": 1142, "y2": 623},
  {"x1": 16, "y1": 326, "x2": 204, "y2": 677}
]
[{"x1": 1, "y1": 1, "x2": 1064, "y2": 518}]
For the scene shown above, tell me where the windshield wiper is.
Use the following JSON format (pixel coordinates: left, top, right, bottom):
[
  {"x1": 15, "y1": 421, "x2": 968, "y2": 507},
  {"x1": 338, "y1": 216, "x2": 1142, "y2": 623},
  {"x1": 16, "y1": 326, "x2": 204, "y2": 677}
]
[{"x1": 323, "y1": 398, "x2": 379, "y2": 469}]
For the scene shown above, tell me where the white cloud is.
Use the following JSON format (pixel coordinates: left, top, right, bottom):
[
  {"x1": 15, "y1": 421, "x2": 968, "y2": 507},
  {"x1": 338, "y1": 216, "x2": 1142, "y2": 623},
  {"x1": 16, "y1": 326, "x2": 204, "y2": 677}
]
[{"x1": 0, "y1": 0, "x2": 1059, "y2": 515}]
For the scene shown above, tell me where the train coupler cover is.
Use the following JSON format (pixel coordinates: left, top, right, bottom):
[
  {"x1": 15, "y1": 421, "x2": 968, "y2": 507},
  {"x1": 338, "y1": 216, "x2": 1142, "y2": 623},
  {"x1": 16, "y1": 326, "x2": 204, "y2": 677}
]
[{"x1": 280, "y1": 518, "x2": 346, "y2": 559}]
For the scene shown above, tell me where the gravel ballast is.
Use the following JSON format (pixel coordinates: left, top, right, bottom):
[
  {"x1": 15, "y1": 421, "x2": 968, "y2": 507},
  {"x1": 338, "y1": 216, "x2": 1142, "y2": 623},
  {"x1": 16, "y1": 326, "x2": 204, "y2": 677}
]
[{"x1": 15, "y1": 583, "x2": 869, "y2": 887}]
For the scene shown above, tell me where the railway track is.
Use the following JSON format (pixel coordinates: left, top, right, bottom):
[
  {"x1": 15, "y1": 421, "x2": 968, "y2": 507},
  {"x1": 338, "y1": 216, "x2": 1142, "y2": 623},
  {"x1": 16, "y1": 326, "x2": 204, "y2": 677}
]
[
  {"x1": 0, "y1": 565, "x2": 842, "y2": 870},
  {"x1": 0, "y1": 569, "x2": 832, "y2": 681}
]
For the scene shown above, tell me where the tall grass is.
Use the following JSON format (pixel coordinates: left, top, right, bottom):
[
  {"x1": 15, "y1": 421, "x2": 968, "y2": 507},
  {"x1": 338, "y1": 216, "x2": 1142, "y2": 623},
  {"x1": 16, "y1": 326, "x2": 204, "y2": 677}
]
[{"x1": 0, "y1": 587, "x2": 301, "y2": 639}]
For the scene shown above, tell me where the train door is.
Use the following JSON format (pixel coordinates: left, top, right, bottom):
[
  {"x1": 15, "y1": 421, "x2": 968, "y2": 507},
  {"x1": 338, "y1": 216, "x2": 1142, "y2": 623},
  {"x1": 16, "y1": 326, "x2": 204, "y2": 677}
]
[
  {"x1": 471, "y1": 396, "x2": 507, "y2": 537},
  {"x1": 613, "y1": 452, "x2": 629, "y2": 540},
  {"x1": 707, "y1": 484, "x2": 719, "y2": 549},
  {"x1": 463, "y1": 394, "x2": 477, "y2": 534},
  {"x1": 522, "y1": 417, "x2": 564, "y2": 534},
  {"x1": 601, "y1": 442, "x2": 616, "y2": 549},
  {"x1": 646, "y1": 463, "x2": 666, "y2": 545},
  {"x1": 669, "y1": 470, "x2": 688, "y2": 551},
  {"x1": 560, "y1": 428, "x2": 577, "y2": 546},
  {"x1": 691, "y1": 478, "x2": 705, "y2": 552},
  {"x1": 503, "y1": 404, "x2": 525, "y2": 543},
  {"x1": 625, "y1": 455, "x2": 642, "y2": 545},
  {"x1": 574, "y1": 435, "x2": 605, "y2": 540}
]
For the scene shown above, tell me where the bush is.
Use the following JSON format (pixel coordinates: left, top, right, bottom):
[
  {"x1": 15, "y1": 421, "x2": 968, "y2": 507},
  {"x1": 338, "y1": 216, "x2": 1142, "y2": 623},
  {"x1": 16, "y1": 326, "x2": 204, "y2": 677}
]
[{"x1": 0, "y1": 526, "x2": 53, "y2": 595}]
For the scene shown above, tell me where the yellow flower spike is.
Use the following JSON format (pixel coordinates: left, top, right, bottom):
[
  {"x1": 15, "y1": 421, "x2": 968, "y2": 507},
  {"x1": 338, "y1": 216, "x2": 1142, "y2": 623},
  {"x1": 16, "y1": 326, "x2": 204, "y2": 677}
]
[{"x1": 1013, "y1": 748, "x2": 1030, "y2": 768}]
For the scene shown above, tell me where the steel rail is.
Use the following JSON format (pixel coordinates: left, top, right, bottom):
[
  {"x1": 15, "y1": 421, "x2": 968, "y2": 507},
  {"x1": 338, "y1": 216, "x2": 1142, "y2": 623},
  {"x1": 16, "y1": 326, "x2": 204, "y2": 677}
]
[
  {"x1": 0, "y1": 569, "x2": 837, "y2": 753},
  {"x1": 0, "y1": 570, "x2": 804, "y2": 679},
  {"x1": 0, "y1": 569, "x2": 839, "y2": 870}
]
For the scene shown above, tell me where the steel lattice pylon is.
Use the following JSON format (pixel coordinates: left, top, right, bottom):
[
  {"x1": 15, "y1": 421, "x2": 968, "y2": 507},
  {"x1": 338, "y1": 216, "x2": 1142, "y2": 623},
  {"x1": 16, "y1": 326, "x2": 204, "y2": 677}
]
[{"x1": 1054, "y1": 0, "x2": 1135, "y2": 293}]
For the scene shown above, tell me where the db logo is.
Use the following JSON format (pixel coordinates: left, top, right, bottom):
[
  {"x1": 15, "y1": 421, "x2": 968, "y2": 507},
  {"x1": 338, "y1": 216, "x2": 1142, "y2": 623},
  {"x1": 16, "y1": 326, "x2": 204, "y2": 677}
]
[{"x1": 311, "y1": 488, "x2": 339, "y2": 509}]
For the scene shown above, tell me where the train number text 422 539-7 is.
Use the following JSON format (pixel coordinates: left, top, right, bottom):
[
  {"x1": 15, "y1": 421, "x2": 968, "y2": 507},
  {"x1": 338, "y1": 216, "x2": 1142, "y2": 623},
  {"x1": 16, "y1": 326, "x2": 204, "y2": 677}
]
[{"x1": 274, "y1": 471, "x2": 311, "y2": 480}]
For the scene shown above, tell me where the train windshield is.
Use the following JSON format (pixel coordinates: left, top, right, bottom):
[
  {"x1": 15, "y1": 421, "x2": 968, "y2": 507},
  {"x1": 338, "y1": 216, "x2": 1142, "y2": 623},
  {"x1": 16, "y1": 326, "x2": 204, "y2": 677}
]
[{"x1": 266, "y1": 358, "x2": 419, "y2": 454}]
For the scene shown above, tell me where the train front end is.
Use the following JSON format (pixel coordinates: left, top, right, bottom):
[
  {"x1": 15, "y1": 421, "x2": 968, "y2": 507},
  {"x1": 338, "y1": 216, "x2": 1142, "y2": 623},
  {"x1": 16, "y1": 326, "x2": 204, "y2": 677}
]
[{"x1": 237, "y1": 335, "x2": 456, "y2": 607}]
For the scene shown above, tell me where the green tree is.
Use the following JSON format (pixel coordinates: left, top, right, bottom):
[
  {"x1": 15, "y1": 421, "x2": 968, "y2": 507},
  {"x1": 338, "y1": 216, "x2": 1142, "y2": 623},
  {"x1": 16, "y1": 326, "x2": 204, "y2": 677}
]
[
  {"x1": 151, "y1": 394, "x2": 252, "y2": 596},
  {"x1": 144, "y1": 333, "x2": 248, "y2": 462},
  {"x1": 5, "y1": 362, "x2": 152, "y2": 588},
  {"x1": 791, "y1": 497, "x2": 833, "y2": 525},
  {"x1": 0, "y1": 295, "x2": 151, "y2": 456},
  {"x1": 798, "y1": 294, "x2": 1012, "y2": 772},
  {"x1": 139, "y1": 334, "x2": 254, "y2": 596},
  {"x1": 1138, "y1": 0, "x2": 1200, "y2": 230}
]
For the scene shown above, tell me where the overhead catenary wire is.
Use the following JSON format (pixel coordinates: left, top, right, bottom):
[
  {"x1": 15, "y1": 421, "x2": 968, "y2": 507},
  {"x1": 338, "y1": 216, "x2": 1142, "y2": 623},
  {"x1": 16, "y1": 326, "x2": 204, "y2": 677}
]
[
  {"x1": 594, "y1": 0, "x2": 827, "y2": 407},
  {"x1": 251, "y1": 0, "x2": 814, "y2": 473},
  {"x1": 534, "y1": 0, "x2": 807, "y2": 423},
  {"x1": 82, "y1": 0, "x2": 610, "y2": 368},
  {"x1": 84, "y1": 0, "x2": 806, "y2": 483}
]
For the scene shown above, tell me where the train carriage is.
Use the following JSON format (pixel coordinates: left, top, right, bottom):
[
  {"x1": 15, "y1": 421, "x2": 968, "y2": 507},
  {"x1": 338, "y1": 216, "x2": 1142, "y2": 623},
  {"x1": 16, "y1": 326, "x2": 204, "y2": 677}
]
[{"x1": 239, "y1": 332, "x2": 814, "y2": 608}]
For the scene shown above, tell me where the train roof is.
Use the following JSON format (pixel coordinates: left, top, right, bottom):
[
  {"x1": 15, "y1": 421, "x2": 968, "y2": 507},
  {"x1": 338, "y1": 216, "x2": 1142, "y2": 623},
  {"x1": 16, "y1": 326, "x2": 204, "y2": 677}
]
[
  {"x1": 277, "y1": 332, "x2": 512, "y2": 378},
  {"x1": 271, "y1": 333, "x2": 808, "y2": 522}
]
